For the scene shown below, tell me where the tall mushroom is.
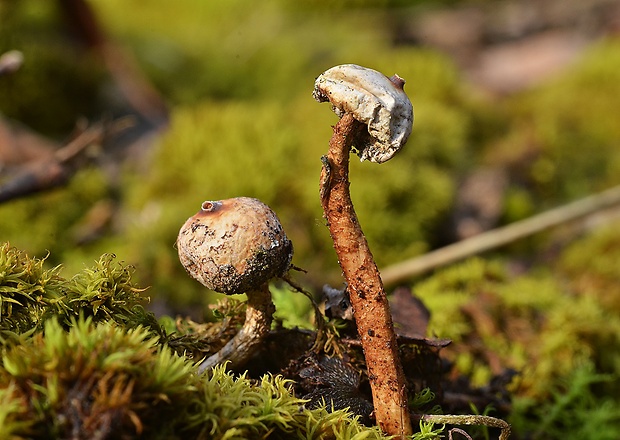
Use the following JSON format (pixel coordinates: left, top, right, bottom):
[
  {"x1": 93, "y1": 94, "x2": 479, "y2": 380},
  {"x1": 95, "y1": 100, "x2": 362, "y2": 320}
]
[
  {"x1": 313, "y1": 64, "x2": 414, "y2": 437},
  {"x1": 177, "y1": 197, "x2": 293, "y2": 373}
]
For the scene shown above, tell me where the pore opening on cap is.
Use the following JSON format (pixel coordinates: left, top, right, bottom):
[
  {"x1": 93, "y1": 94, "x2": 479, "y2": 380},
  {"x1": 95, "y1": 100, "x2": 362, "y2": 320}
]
[{"x1": 201, "y1": 201, "x2": 219, "y2": 211}]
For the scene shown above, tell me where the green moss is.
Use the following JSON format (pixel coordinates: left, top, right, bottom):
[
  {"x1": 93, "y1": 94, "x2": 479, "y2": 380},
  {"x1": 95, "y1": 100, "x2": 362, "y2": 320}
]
[
  {"x1": 416, "y1": 255, "x2": 620, "y2": 393},
  {"x1": 0, "y1": 243, "x2": 65, "y2": 343},
  {"x1": 271, "y1": 284, "x2": 315, "y2": 330},
  {"x1": 415, "y1": 250, "x2": 620, "y2": 436},
  {"x1": 415, "y1": 258, "x2": 507, "y2": 349},
  {"x1": 0, "y1": 315, "x2": 388, "y2": 439},
  {"x1": 186, "y1": 365, "x2": 385, "y2": 440},
  {"x1": 0, "y1": 243, "x2": 160, "y2": 347},
  {"x1": 0, "y1": 317, "x2": 192, "y2": 438},
  {"x1": 0, "y1": 381, "x2": 32, "y2": 439},
  {"x1": 553, "y1": 226, "x2": 620, "y2": 386},
  {"x1": 0, "y1": 244, "x2": 399, "y2": 439},
  {"x1": 558, "y1": 225, "x2": 620, "y2": 310},
  {"x1": 510, "y1": 362, "x2": 620, "y2": 440}
]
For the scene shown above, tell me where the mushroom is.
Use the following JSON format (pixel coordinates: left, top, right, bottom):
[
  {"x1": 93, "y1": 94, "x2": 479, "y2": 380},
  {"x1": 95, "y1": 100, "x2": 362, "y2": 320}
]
[
  {"x1": 314, "y1": 64, "x2": 414, "y2": 437},
  {"x1": 177, "y1": 197, "x2": 293, "y2": 373},
  {"x1": 313, "y1": 64, "x2": 413, "y2": 164}
]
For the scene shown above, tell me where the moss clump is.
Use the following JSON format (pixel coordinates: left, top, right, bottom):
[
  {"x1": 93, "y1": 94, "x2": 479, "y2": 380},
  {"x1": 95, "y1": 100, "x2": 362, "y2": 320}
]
[
  {"x1": 0, "y1": 315, "x2": 425, "y2": 439},
  {"x1": 416, "y1": 257, "x2": 620, "y2": 394},
  {"x1": 0, "y1": 243, "x2": 64, "y2": 342},
  {"x1": 186, "y1": 365, "x2": 386, "y2": 440},
  {"x1": 558, "y1": 225, "x2": 620, "y2": 311},
  {"x1": 415, "y1": 253, "x2": 620, "y2": 438},
  {"x1": 0, "y1": 243, "x2": 160, "y2": 347},
  {"x1": 510, "y1": 362, "x2": 620, "y2": 440},
  {"x1": 0, "y1": 317, "x2": 192, "y2": 438},
  {"x1": 0, "y1": 243, "x2": 415, "y2": 439}
]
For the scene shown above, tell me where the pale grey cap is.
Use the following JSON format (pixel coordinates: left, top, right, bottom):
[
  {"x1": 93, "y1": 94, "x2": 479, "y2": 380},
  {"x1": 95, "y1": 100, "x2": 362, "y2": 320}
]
[{"x1": 313, "y1": 64, "x2": 414, "y2": 164}]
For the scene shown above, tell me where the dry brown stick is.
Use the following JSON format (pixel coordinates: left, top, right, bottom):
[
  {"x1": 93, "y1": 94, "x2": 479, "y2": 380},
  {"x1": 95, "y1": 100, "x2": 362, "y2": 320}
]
[
  {"x1": 0, "y1": 119, "x2": 136, "y2": 204},
  {"x1": 320, "y1": 113, "x2": 412, "y2": 437},
  {"x1": 380, "y1": 184, "x2": 620, "y2": 286},
  {"x1": 414, "y1": 414, "x2": 511, "y2": 440},
  {"x1": 0, "y1": 124, "x2": 105, "y2": 203}
]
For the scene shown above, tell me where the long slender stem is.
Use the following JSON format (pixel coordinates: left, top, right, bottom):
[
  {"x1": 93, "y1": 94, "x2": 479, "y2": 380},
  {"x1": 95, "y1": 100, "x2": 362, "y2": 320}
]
[{"x1": 320, "y1": 113, "x2": 412, "y2": 437}]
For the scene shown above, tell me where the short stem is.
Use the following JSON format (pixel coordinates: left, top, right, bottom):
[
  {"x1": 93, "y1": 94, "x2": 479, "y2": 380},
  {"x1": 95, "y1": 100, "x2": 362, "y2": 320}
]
[
  {"x1": 198, "y1": 284, "x2": 274, "y2": 374},
  {"x1": 320, "y1": 113, "x2": 412, "y2": 437}
]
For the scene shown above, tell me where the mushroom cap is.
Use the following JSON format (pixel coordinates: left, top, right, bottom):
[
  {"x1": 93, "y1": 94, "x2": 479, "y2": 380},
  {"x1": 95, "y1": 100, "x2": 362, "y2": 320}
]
[
  {"x1": 313, "y1": 64, "x2": 414, "y2": 164},
  {"x1": 177, "y1": 197, "x2": 293, "y2": 295}
]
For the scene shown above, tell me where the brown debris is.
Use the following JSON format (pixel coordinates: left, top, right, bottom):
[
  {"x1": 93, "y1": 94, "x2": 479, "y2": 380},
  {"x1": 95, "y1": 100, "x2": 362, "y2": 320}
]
[
  {"x1": 389, "y1": 286, "x2": 431, "y2": 339},
  {"x1": 395, "y1": 0, "x2": 620, "y2": 95}
]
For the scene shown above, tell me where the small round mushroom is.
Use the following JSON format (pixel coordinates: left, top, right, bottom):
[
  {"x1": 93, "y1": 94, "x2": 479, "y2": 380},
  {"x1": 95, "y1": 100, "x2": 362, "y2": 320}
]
[
  {"x1": 177, "y1": 197, "x2": 293, "y2": 372},
  {"x1": 313, "y1": 64, "x2": 414, "y2": 164}
]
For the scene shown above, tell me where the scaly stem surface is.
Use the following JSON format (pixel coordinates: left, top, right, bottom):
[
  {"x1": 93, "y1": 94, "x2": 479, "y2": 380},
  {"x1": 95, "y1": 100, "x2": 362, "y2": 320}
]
[
  {"x1": 197, "y1": 284, "x2": 274, "y2": 374},
  {"x1": 320, "y1": 113, "x2": 412, "y2": 437}
]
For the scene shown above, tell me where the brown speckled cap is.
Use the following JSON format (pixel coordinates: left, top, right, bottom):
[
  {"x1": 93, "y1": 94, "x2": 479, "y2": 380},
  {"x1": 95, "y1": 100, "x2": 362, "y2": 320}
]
[{"x1": 177, "y1": 197, "x2": 293, "y2": 295}]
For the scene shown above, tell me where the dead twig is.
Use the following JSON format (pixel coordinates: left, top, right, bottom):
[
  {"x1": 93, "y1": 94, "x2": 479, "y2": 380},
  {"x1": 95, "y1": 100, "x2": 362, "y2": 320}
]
[
  {"x1": 413, "y1": 414, "x2": 511, "y2": 440},
  {"x1": 381, "y1": 185, "x2": 620, "y2": 286},
  {"x1": 0, "y1": 120, "x2": 130, "y2": 203}
]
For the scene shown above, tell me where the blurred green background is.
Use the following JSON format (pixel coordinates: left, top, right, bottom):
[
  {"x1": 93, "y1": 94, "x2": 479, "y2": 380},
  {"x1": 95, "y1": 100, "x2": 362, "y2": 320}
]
[
  {"x1": 0, "y1": 0, "x2": 479, "y2": 309},
  {"x1": 2, "y1": 0, "x2": 620, "y2": 310},
  {"x1": 3, "y1": 0, "x2": 620, "y2": 437},
  {"x1": 3, "y1": 0, "x2": 620, "y2": 312}
]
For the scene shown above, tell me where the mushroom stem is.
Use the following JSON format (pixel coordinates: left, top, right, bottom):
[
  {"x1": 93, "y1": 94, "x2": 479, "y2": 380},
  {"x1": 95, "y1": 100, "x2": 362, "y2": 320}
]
[
  {"x1": 197, "y1": 284, "x2": 274, "y2": 374},
  {"x1": 320, "y1": 113, "x2": 412, "y2": 437}
]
